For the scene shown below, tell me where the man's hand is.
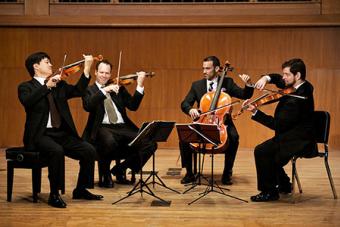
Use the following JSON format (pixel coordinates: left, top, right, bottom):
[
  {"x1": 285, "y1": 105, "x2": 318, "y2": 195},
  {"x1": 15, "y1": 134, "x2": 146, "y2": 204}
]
[
  {"x1": 83, "y1": 54, "x2": 94, "y2": 77},
  {"x1": 238, "y1": 74, "x2": 252, "y2": 87},
  {"x1": 241, "y1": 99, "x2": 257, "y2": 114},
  {"x1": 189, "y1": 108, "x2": 200, "y2": 120},
  {"x1": 46, "y1": 74, "x2": 61, "y2": 89},
  {"x1": 104, "y1": 84, "x2": 120, "y2": 94},
  {"x1": 136, "y1": 71, "x2": 146, "y2": 87},
  {"x1": 254, "y1": 75, "x2": 269, "y2": 90}
]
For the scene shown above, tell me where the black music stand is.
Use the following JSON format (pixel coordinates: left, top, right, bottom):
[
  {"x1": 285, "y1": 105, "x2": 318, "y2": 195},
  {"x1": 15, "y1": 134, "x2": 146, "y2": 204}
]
[
  {"x1": 176, "y1": 123, "x2": 248, "y2": 205},
  {"x1": 113, "y1": 121, "x2": 176, "y2": 205}
]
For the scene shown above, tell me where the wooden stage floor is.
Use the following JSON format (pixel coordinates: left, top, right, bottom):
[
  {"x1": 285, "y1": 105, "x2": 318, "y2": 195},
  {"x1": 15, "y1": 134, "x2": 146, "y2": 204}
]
[{"x1": 0, "y1": 148, "x2": 339, "y2": 226}]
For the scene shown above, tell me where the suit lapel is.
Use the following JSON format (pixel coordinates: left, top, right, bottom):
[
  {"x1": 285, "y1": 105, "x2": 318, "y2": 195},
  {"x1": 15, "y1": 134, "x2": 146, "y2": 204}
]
[{"x1": 198, "y1": 79, "x2": 207, "y2": 99}]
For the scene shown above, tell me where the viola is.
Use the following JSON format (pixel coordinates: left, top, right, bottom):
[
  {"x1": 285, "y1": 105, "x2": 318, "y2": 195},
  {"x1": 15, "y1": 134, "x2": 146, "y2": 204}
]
[
  {"x1": 190, "y1": 61, "x2": 234, "y2": 153},
  {"x1": 233, "y1": 87, "x2": 306, "y2": 119},
  {"x1": 106, "y1": 72, "x2": 155, "y2": 86},
  {"x1": 46, "y1": 54, "x2": 103, "y2": 82}
]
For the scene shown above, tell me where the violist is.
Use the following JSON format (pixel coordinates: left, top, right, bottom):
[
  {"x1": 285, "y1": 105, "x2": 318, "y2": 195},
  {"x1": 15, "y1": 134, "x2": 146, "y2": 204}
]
[{"x1": 242, "y1": 58, "x2": 317, "y2": 202}]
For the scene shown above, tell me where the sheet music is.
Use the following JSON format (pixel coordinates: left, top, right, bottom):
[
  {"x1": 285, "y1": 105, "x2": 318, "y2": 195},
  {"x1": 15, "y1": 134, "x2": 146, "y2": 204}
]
[
  {"x1": 128, "y1": 121, "x2": 155, "y2": 146},
  {"x1": 129, "y1": 120, "x2": 175, "y2": 146}
]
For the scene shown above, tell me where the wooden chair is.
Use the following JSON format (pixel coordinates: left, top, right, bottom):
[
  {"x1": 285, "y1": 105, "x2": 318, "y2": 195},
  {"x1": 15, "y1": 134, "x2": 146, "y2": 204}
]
[
  {"x1": 292, "y1": 111, "x2": 337, "y2": 199},
  {"x1": 6, "y1": 147, "x2": 65, "y2": 203}
]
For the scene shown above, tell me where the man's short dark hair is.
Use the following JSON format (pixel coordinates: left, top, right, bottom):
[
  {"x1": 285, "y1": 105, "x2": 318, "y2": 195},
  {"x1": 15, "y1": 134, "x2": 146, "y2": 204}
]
[
  {"x1": 282, "y1": 58, "x2": 306, "y2": 80},
  {"x1": 203, "y1": 56, "x2": 220, "y2": 68},
  {"x1": 96, "y1": 59, "x2": 112, "y2": 71},
  {"x1": 25, "y1": 52, "x2": 51, "y2": 77}
]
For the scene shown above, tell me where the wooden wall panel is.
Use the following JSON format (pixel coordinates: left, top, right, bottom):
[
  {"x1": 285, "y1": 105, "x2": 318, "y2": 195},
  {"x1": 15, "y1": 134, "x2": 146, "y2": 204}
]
[
  {"x1": 322, "y1": 0, "x2": 340, "y2": 15},
  {"x1": 0, "y1": 26, "x2": 339, "y2": 151}
]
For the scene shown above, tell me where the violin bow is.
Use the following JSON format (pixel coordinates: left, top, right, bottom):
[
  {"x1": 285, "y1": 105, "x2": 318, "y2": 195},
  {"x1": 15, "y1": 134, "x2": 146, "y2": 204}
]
[
  {"x1": 199, "y1": 100, "x2": 241, "y2": 117},
  {"x1": 59, "y1": 54, "x2": 67, "y2": 79},
  {"x1": 116, "y1": 50, "x2": 122, "y2": 85}
]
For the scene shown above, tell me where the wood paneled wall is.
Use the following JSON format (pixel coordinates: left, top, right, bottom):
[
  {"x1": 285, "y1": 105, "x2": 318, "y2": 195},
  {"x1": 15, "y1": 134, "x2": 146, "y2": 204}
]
[{"x1": 0, "y1": 26, "x2": 339, "y2": 150}]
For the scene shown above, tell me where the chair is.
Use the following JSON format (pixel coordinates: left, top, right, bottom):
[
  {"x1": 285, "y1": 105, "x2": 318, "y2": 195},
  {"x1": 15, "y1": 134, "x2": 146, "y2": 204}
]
[
  {"x1": 291, "y1": 111, "x2": 337, "y2": 199},
  {"x1": 6, "y1": 147, "x2": 65, "y2": 203}
]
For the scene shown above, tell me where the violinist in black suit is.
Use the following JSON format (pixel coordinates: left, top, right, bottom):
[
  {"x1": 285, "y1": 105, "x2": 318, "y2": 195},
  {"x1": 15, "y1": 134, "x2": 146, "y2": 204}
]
[
  {"x1": 82, "y1": 59, "x2": 156, "y2": 188},
  {"x1": 180, "y1": 56, "x2": 254, "y2": 185},
  {"x1": 243, "y1": 58, "x2": 317, "y2": 202},
  {"x1": 18, "y1": 52, "x2": 103, "y2": 208}
]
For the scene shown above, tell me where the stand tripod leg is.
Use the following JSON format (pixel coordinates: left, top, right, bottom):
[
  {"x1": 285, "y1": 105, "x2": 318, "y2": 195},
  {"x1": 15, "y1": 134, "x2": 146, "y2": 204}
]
[
  {"x1": 113, "y1": 165, "x2": 171, "y2": 205},
  {"x1": 182, "y1": 152, "x2": 209, "y2": 194},
  {"x1": 144, "y1": 153, "x2": 181, "y2": 194},
  {"x1": 188, "y1": 152, "x2": 248, "y2": 205}
]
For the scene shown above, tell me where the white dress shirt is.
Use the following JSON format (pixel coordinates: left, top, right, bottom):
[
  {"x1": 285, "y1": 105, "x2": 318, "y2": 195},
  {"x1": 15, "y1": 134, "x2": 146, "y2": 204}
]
[
  {"x1": 34, "y1": 76, "x2": 54, "y2": 128},
  {"x1": 96, "y1": 82, "x2": 144, "y2": 124}
]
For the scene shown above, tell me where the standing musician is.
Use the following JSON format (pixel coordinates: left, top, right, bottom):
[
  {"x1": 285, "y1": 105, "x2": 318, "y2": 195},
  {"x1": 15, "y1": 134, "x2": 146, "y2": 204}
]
[
  {"x1": 82, "y1": 59, "x2": 157, "y2": 188},
  {"x1": 180, "y1": 56, "x2": 254, "y2": 185},
  {"x1": 243, "y1": 58, "x2": 317, "y2": 202},
  {"x1": 18, "y1": 52, "x2": 103, "y2": 209}
]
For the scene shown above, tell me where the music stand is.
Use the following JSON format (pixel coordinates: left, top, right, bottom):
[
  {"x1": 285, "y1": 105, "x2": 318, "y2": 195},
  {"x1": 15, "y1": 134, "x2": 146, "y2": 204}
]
[
  {"x1": 113, "y1": 121, "x2": 176, "y2": 205},
  {"x1": 176, "y1": 123, "x2": 217, "y2": 193},
  {"x1": 176, "y1": 123, "x2": 248, "y2": 205}
]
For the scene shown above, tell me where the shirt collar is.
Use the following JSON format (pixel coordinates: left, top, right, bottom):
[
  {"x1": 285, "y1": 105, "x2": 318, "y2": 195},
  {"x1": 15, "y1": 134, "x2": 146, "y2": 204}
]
[
  {"x1": 294, "y1": 81, "x2": 305, "y2": 90},
  {"x1": 95, "y1": 81, "x2": 105, "y2": 89},
  {"x1": 33, "y1": 76, "x2": 46, "y2": 85},
  {"x1": 207, "y1": 77, "x2": 218, "y2": 84}
]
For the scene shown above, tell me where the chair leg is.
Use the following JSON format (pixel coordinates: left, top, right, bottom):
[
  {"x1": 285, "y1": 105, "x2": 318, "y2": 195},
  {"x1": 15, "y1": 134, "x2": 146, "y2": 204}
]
[
  {"x1": 61, "y1": 157, "x2": 65, "y2": 194},
  {"x1": 324, "y1": 153, "x2": 338, "y2": 199},
  {"x1": 292, "y1": 158, "x2": 303, "y2": 193},
  {"x1": 7, "y1": 162, "x2": 14, "y2": 202},
  {"x1": 97, "y1": 160, "x2": 103, "y2": 185},
  {"x1": 32, "y1": 168, "x2": 41, "y2": 203}
]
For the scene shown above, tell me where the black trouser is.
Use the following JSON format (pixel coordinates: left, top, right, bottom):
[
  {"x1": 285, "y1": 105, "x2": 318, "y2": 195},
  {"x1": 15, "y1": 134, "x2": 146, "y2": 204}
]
[
  {"x1": 36, "y1": 128, "x2": 96, "y2": 194},
  {"x1": 254, "y1": 138, "x2": 291, "y2": 193},
  {"x1": 179, "y1": 121, "x2": 239, "y2": 175},
  {"x1": 96, "y1": 124, "x2": 157, "y2": 174}
]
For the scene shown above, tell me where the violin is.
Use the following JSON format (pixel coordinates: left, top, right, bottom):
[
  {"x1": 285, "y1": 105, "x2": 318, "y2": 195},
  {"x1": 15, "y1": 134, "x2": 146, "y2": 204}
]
[
  {"x1": 190, "y1": 61, "x2": 233, "y2": 153},
  {"x1": 106, "y1": 72, "x2": 155, "y2": 86},
  {"x1": 46, "y1": 54, "x2": 103, "y2": 82},
  {"x1": 233, "y1": 86, "x2": 306, "y2": 119}
]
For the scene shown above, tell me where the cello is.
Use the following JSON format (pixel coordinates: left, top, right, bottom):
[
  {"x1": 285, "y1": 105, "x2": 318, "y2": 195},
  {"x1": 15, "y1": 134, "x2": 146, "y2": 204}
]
[{"x1": 190, "y1": 61, "x2": 235, "y2": 153}]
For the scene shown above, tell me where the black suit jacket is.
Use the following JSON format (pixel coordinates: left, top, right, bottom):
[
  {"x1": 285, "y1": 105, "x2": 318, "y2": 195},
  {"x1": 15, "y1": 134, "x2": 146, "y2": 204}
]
[
  {"x1": 18, "y1": 74, "x2": 91, "y2": 151},
  {"x1": 181, "y1": 77, "x2": 254, "y2": 120},
  {"x1": 82, "y1": 84, "x2": 143, "y2": 143},
  {"x1": 252, "y1": 74, "x2": 317, "y2": 163}
]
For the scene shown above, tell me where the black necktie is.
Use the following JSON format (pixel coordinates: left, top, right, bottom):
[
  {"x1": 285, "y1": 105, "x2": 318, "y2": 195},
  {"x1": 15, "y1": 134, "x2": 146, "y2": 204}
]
[
  {"x1": 47, "y1": 92, "x2": 61, "y2": 128},
  {"x1": 208, "y1": 81, "x2": 214, "y2": 92}
]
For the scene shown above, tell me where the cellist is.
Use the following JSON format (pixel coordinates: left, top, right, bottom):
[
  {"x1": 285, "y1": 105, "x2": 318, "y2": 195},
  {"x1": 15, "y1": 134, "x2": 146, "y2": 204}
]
[{"x1": 180, "y1": 56, "x2": 254, "y2": 185}]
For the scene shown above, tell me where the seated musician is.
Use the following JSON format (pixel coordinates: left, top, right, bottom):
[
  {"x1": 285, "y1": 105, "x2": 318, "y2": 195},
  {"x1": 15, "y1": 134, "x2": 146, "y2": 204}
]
[
  {"x1": 180, "y1": 56, "x2": 254, "y2": 185},
  {"x1": 82, "y1": 59, "x2": 157, "y2": 188},
  {"x1": 18, "y1": 52, "x2": 103, "y2": 208},
  {"x1": 242, "y1": 58, "x2": 317, "y2": 202}
]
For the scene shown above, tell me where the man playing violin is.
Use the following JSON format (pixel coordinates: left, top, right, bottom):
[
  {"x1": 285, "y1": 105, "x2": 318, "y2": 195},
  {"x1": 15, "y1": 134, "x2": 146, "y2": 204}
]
[
  {"x1": 243, "y1": 58, "x2": 317, "y2": 202},
  {"x1": 82, "y1": 59, "x2": 156, "y2": 188},
  {"x1": 180, "y1": 56, "x2": 254, "y2": 185},
  {"x1": 18, "y1": 52, "x2": 103, "y2": 208}
]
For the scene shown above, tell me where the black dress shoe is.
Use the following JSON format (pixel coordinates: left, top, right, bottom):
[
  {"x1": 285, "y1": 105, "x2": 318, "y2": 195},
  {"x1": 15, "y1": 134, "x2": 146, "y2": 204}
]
[
  {"x1": 48, "y1": 193, "x2": 67, "y2": 208},
  {"x1": 221, "y1": 171, "x2": 233, "y2": 185},
  {"x1": 72, "y1": 189, "x2": 104, "y2": 200},
  {"x1": 110, "y1": 166, "x2": 125, "y2": 178},
  {"x1": 250, "y1": 191, "x2": 279, "y2": 202},
  {"x1": 116, "y1": 174, "x2": 133, "y2": 185},
  {"x1": 99, "y1": 175, "x2": 114, "y2": 188},
  {"x1": 180, "y1": 173, "x2": 195, "y2": 184},
  {"x1": 279, "y1": 182, "x2": 292, "y2": 194}
]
